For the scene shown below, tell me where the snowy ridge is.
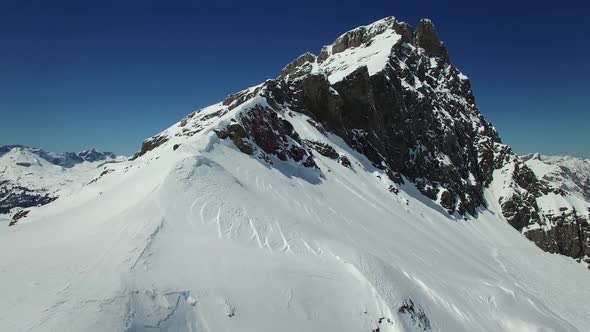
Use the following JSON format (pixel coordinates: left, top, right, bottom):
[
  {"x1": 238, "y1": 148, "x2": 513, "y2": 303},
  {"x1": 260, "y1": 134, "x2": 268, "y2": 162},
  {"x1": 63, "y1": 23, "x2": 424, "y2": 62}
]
[{"x1": 1, "y1": 17, "x2": 590, "y2": 332}]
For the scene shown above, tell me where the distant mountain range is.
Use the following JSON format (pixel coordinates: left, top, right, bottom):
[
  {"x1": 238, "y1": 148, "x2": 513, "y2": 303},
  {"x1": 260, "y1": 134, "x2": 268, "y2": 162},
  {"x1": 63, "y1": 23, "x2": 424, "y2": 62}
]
[
  {"x1": 522, "y1": 153, "x2": 590, "y2": 201},
  {"x1": 0, "y1": 145, "x2": 117, "y2": 167},
  {"x1": 0, "y1": 145, "x2": 121, "y2": 214}
]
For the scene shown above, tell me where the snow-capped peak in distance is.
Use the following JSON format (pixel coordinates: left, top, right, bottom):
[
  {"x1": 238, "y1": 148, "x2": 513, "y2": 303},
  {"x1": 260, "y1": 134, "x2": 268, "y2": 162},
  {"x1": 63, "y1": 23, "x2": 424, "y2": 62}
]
[
  {"x1": 0, "y1": 145, "x2": 122, "y2": 215},
  {"x1": 2, "y1": 17, "x2": 590, "y2": 332},
  {"x1": 522, "y1": 153, "x2": 590, "y2": 201},
  {"x1": 78, "y1": 148, "x2": 118, "y2": 163},
  {"x1": 0, "y1": 145, "x2": 118, "y2": 168}
]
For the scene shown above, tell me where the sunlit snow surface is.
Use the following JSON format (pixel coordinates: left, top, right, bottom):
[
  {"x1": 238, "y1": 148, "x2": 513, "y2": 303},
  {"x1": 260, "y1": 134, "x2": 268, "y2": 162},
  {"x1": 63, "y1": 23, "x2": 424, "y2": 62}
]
[{"x1": 1, "y1": 103, "x2": 589, "y2": 332}]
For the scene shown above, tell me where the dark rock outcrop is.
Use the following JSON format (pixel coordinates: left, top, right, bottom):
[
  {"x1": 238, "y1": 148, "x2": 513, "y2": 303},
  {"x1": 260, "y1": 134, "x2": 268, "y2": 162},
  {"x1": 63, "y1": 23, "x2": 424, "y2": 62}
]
[
  {"x1": 268, "y1": 18, "x2": 590, "y2": 267},
  {"x1": 414, "y1": 19, "x2": 448, "y2": 59},
  {"x1": 398, "y1": 300, "x2": 432, "y2": 331},
  {"x1": 9, "y1": 209, "x2": 30, "y2": 226},
  {"x1": 526, "y1": 219, "x2": 590, "y2": 261},
  {"x1": 304, "y1": 140, "x2": 339, "y2": 159},
  {"x1": 131, "y1": 135, "x2": 169, "y2": 160},
  {"x1": 215, "y1": 122, "x2": 255, "y2": 155},
  {"x1": 0, "y1": 180, "x2": 57, "y2": 215},
  {"x1": 216, "y1": 105, "x2": 316, "y2": 168},
  {"x1": 267, "y1": 18, "x2": 497, "y2": 216}
]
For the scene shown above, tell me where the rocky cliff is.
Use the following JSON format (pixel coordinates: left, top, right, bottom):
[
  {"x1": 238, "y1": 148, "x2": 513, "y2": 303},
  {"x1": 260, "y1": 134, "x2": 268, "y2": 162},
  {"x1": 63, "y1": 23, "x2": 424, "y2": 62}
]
[{"x1": 520, "y1": 154, "x2": 590, "y2": 266}]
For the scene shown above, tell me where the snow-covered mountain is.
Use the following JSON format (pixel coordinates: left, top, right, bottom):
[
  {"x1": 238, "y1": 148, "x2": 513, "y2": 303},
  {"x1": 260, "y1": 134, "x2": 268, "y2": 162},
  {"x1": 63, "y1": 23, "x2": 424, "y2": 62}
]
[
  {"x1": 522, "y1": 153, "x2": 590, "y2": 201},
  {"x1": 515, "y1": 153, "x2": 590, "y2": 266},
  {"x1": 1, "y1": 17, "x2": 590, "y2": 331},
  {"x1": 0, "y1": 145, "x2": 121, "y2": 217}
]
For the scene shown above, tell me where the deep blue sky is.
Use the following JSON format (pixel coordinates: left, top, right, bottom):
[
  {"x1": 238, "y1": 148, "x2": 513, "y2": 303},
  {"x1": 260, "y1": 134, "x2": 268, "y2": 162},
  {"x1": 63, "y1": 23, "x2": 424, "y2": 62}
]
[{"x1": 1, "y1": 0, "x2": 588, "y2": 157}]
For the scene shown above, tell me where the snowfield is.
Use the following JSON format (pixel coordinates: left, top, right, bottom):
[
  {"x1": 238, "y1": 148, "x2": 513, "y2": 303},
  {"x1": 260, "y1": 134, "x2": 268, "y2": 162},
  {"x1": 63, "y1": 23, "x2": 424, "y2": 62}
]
[{"x1": 1, "y1": 105, "x2": 589, "y2": 332}]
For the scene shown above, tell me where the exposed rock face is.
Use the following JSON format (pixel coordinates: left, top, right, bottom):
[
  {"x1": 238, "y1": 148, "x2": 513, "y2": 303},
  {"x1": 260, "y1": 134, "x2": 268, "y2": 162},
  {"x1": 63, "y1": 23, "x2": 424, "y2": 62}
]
[
  {"x1": 505, "y1": 153, "x2": 590, "y2": 267},
  {"x1": 490, "y1": 148, "x2": 590, "y2": 267},
  {"x1": 414, "y1": 19, "x2": 448, "y2": 59},
  {"x1": 9, "y1": 209, "x2": 30, "y2": 226},
  {"x1": 0, "y1": 180, "x2": 57, "y2": 214},
  {"x1": 398, "y1": 300, "x2": 432, "y2": 331},
  {"x1": 270, "y1": 17, "x2": 500, "y2": 216},
  {"x1": 526, "y1": 218, "x2": 590, "y2": 259},
  {"x1": 276, "y1": 18, "x2": 590, "y2": 267},
  {"x1": 216, "y1": 105, "x2": 316, "y2": 168},
  {"x1": 132, "y1": 135, "x2": 169, "y2": 159},
  {"x1": 281, "y1": 53, "x2": 316, "y2": 78}
]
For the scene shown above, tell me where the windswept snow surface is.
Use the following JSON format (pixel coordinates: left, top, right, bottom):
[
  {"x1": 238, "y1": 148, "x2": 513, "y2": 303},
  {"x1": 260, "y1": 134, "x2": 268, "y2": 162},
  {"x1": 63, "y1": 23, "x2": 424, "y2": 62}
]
[{"x1": 1, "y1": 102, "x2": 589, "y2": 332}]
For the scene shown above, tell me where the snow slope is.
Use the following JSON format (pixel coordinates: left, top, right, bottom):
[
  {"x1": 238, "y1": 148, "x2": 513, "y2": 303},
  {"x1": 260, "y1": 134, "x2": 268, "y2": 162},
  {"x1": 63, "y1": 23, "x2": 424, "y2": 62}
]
[
  {"x1": 1, "y1": 17, "x2": 590, "y2": 332},
  {"x1": 2, "y1": 89, "x2": 590, "y2": 332}
]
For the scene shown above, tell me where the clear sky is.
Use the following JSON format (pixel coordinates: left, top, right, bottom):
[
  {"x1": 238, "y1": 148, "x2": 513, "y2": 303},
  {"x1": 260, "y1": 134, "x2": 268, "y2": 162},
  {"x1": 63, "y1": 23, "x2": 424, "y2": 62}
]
[{"x1": 1, "y1": 0, "x2": 588, "y2": 157}]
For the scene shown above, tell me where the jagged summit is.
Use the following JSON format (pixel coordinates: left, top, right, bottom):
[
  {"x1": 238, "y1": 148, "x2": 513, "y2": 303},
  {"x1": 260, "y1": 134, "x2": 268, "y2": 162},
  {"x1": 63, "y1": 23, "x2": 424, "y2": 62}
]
[
  {"x1": 78, "y1": 148, "x2": 117, "y2": 162},
  {"x1": 415, "y1": 19, "x2": 448, "y2": 59},
  {"x1": 280, "y1": 17, "x2": 450, "y2": 84},
  {"x1": 134, "y1": 17, "x2": 498, "y2": 216}
]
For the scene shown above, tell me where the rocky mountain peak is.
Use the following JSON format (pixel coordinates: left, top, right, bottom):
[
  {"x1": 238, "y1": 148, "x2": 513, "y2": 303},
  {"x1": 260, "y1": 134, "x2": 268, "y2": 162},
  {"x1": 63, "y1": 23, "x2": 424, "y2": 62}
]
[
  {"x1": 153, "y1": 17, "x2": 499, "y2": 216},
  {"x1": 280, "y1": 52, "x2": 316, "y2": 79},
  {"x1": 133, "y1": 16, "x2": 590, "y2": 268},
  {"x1": 328, "y1": 17, "x2": 396, "y2": 54},
  {"x1": 78, "y1": 148, "x2": 117, "y2": 162},
  {"x1": 414, "y1": 18, "x2": 448, "y2": 59},
  {"x1": 316, "y1": 16, "x2": 416, "y2": 64}
]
